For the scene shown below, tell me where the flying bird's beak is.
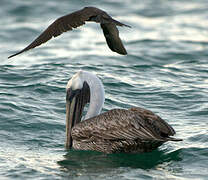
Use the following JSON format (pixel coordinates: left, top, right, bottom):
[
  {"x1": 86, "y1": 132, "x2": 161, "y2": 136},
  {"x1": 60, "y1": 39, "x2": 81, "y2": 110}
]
[{"x1": 65, "y1": 88, "x2": 83, "y2": 149}]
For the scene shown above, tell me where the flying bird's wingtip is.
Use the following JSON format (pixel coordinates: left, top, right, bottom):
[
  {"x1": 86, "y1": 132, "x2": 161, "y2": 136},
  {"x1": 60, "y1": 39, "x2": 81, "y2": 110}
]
[
  {"x1": 119, "y1": 49, "x2": 128, "y2": 55},
  {"x1": 8, "y1": 54, "x2": 14, "y2": 59},
  {"x1": 8, "y1": 53, "x2": 18, "y2": 59},
  {"x1": 121, "y1": 52, "x2": 128, "y2": 55},
  {"x1": 8, "y1": 50, "x2": 25, "y2": 59},
  {"x1": 117, "y1": 52, "x2": 127, "y2": 56}
]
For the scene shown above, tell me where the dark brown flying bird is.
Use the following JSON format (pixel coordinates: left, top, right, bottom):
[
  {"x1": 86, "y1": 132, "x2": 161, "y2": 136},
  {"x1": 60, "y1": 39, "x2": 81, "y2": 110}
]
[{"x1": 8, "y1": 7, "x2": 130, "y2": 59}]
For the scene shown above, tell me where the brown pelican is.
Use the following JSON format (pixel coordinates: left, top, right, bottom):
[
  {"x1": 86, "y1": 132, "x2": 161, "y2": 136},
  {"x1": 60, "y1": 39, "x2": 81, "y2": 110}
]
[
  {"x1": 66, "y1": 71, "x2": 182, "y2": 153},
  {"x1": 8, "y1": 7, "x2": 130, "y2": 59}
]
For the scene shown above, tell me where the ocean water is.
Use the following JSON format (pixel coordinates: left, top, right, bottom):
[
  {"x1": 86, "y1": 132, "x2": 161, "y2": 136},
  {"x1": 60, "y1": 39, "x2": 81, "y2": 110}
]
[{"x1": 1, "y1": 0, "x2": 208, "y2": 179}]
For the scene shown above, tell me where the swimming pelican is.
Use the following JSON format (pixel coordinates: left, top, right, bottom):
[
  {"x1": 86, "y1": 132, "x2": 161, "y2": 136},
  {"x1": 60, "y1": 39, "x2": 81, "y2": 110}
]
[
  {"x1": 8, "y1": 7, "x2": 130, "y2": 59},
  {"x1": 66, "y1": 71, "x2": 182, "y2": 153}
]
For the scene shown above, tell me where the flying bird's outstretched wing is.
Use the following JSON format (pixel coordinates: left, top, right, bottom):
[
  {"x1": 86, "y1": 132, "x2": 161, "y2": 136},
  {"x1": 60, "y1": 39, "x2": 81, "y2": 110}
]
[
  {"x1": 101, "y1": 23, "x2": 127, "y2": 55},
  {"x1": 8, "y1": 7, "x2": 130, "y2": 58}
]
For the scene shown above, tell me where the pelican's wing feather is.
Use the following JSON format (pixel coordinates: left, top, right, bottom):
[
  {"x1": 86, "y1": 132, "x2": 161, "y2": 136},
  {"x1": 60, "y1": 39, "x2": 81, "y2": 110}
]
[{"x1": 72, "y1": 108, "x2": 178, "y2": 143}]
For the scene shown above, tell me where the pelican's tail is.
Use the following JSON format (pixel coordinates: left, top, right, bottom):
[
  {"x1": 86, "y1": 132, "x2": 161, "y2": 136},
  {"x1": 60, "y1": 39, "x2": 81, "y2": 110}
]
[{"x1": 167, "y1": 137, "x2": 183, "y2": 141}]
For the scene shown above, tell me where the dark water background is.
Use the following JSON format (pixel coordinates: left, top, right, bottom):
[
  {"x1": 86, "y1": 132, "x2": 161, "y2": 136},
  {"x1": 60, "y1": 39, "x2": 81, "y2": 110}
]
[{"x1": 0, "y1": 0, "x2": 208, "y2": 179}]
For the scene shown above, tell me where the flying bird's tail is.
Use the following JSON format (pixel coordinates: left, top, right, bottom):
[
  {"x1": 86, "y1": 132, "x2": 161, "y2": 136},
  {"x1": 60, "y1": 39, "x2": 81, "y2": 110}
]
[{"x1": 111, "y1": 18, "x2": 131, "y2": 28}]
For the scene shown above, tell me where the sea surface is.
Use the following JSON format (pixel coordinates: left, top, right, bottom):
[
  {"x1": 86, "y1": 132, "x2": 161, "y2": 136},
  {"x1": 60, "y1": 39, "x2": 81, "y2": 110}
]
[{"x1": 0, "y1": 0, "x2": 208, "y2": 179}]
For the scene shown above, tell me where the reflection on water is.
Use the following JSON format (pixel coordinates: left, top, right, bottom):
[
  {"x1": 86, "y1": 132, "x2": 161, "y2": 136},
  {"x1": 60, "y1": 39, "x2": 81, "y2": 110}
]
[{"x1": 58, "y1": 148, "x2": 182, "y2": 178}]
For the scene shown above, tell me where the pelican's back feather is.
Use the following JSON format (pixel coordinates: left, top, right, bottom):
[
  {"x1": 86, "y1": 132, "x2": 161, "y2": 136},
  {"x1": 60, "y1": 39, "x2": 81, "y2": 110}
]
[{"x1": 71, "y1": 108, "x2": 181, "y2": 153}]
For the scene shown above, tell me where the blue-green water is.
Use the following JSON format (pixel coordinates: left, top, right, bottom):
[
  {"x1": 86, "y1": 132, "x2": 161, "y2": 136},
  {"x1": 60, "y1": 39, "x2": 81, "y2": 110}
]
[{"x1": 1, "y1": 0, "x2": 208, "y2": 179}]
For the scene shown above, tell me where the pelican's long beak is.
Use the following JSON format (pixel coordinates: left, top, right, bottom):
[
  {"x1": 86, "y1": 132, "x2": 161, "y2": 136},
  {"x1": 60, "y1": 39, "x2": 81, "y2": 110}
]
[{"x1": 65, "y1": 89, "x2": 83, "y2": 149}]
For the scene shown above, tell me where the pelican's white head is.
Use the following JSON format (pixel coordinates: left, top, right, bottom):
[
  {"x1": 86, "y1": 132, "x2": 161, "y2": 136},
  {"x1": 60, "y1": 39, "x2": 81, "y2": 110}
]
[{"x1": 66, "y1": 70, "x2": 83, "y2": 90}]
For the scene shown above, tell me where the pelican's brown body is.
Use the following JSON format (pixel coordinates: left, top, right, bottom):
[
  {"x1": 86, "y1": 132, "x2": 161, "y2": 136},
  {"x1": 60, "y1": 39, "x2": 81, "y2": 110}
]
[
  {"x1": 65, "y1": 71, "x2": 182, "y2": 154},
  {"x1": 71, "y1": 107, "x2": 181, "y2": 153}
]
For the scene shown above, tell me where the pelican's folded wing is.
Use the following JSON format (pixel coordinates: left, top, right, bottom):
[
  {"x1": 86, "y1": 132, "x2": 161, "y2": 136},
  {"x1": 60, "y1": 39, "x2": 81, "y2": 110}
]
[{"x1": 72, "y1": 108, "x2": 177, "y2": 142}]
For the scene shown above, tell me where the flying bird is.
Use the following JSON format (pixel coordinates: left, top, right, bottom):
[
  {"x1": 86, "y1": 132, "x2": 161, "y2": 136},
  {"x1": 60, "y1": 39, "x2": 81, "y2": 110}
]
[
  {"x1": 65, "y1": 71, "x2": 182, "y2": 153},
  {"x1": 8, "y1": 7, "x2": 130, "y2": 59}
]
